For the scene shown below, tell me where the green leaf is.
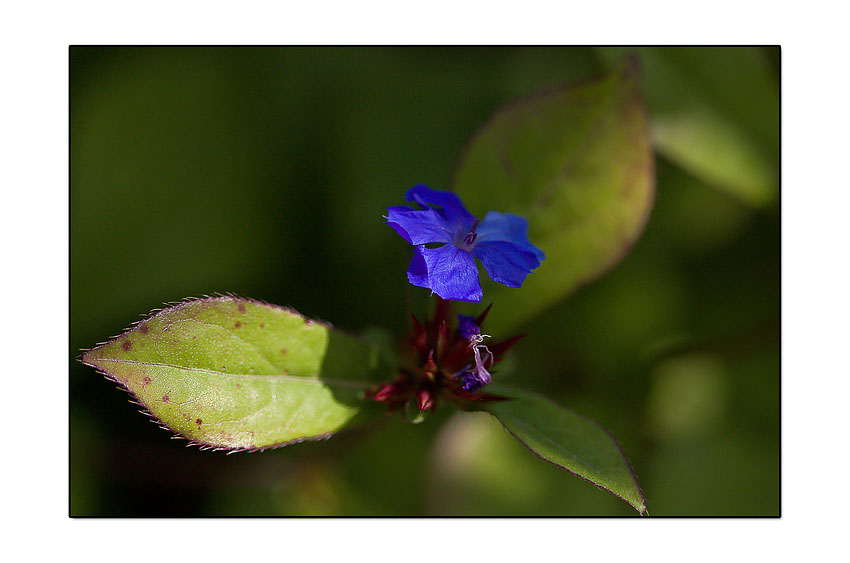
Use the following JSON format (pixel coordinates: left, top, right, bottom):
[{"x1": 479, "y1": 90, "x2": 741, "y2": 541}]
[
  {"x1": 596, "y1": 47, "x2": 778, "y2": 207},
  {"x1": 481, "y1": 385, "x2": 647, "y2": 514},
  {"x1": 81, "y1": 296, "x2": 394, "y2": 451},
  {"x1": 452, "y1": 58, "x2": 655, "y2": 333}
]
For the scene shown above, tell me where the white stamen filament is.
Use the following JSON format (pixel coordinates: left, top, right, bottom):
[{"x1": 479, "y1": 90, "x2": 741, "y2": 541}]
[{"x1": 470, "y1": 334, "x2": 493, "y2": 384}]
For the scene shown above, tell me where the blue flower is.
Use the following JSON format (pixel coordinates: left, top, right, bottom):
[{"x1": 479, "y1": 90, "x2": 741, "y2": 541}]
[
  {"x1": 455, "y1": 313, "x2": 492, "y2": 391},
  {"x1": 385, "y1": 184, "x2": 545, "y2": 302},
  {"x1": 457, "y1": 314, "x2": 481, "y2": 339}
]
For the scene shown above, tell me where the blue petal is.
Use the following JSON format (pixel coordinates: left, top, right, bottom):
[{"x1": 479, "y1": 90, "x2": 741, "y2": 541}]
[
  {"x1": 407, "y1": 245, "x2": 483, "y2": 302},
  {"x1": 405, "y1": 184, "x2": 476, "y2": 233},
  {"x1": 460, "y1": 371, "x2": 483, "y2": 392},
  {"x1": 457, "y1": 315, "x2": 480, "y2": 339},
  {"x1": 476, "y1": 211, "x2": 545, "y2": 261},
  {"x1": 473, "y1": 240, "x2": 541, "y2": 288},
  {"x1": 385, "y1": 205, "x2": 453, "y2": 245}
]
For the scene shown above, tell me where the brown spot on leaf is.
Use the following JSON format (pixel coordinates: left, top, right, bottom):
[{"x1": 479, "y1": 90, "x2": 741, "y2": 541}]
[
  {"x1": 121, "y1": 340, "x2": 132, "y2": 351},
  {"x1": 162, "y1": 394, "x2": 169, "y2": 402},
  {"x1": 196, "y1": 418, "x2": 203, "y2": 426},
  {"x1": 234, "y1": 321, "x2": 242, "y2": 328},
  {"x1": 182, "y1": 413, "x2": 191, "y2": 421},
  {"x1": 259, "y1": 323, "x2": 265, "y2": 328},
  {"x1": 280, "y1": 348, "x2": 287, "y2": 356},
  {"x1": 139, "y1": 324, "x2": 149, "y2": 334},
  {"x1": 238, "y1": 303, "x2": 247, "y2": 313},
  {"x1": 142, "y1": 376, "x2": 152, "y2": 385},
  {"x1": 236, "y1": 383, "x2": 242, "y2": 389}
]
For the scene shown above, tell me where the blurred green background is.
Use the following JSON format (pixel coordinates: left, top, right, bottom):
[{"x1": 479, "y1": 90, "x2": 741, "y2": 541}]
[{"x1": 70, "y1": 46, "x2": 779, "y2": 516}]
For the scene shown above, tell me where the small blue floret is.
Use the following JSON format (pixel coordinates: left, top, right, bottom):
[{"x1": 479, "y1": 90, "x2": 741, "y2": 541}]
[
  {"x1": 460, "y1": 371, "x2": 484, "y2": 392},
  {"x1": 457, "y1": 315, "x2": 480, "y2": 340},
  {"x1": 385, "y1": 185, "x2": 545, "y2": 302}
]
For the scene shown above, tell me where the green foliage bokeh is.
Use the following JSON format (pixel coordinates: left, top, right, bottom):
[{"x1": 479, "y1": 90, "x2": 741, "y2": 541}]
[{"x1": 70, "y1": 46, "x2": 779, "y2": 516}]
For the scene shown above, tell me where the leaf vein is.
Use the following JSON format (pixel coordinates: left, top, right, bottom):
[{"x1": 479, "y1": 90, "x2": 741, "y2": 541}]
[
  {"x1": 173, "y1": 318, "x2": 283, "y2": 372},
  {"x1": 92, "y1": 358, "x2": 370, "y2": 389}
]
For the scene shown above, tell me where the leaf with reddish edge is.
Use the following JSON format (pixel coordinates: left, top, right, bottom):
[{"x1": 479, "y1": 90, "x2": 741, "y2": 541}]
[
  {"x1": 596, "y1": 47, "x2": 778, "y2": 207},
  {"x1": 81, "y1": 296, "x2": 394, "y2": 451},
  {"x1": 452, "y1": 57, "x2": 655, "y2": 333},
  {"x1": 480, "y1": 385, "x2": 647, "y2": 514}
]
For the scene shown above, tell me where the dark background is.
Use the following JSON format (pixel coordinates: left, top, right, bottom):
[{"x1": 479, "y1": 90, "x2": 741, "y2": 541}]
[{"x1": 70, "y1": 46, "x2": 779, "y2": 516}]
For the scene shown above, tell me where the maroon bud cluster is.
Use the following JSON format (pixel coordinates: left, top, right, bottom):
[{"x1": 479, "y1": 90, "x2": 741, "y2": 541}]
[{"x1": 366, "y1": 299, "x2": 522, "y2": 419}]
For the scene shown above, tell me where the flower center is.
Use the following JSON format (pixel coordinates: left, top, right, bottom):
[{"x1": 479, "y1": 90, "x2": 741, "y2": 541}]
[{"x1": 460, "y1": 219, "x2": 481, "y2": 251}]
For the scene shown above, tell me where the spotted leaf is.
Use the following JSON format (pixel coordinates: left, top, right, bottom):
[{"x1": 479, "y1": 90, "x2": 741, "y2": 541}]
[{"x1": 82, "y1": 296, "x2": 393, "y2": 451}]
